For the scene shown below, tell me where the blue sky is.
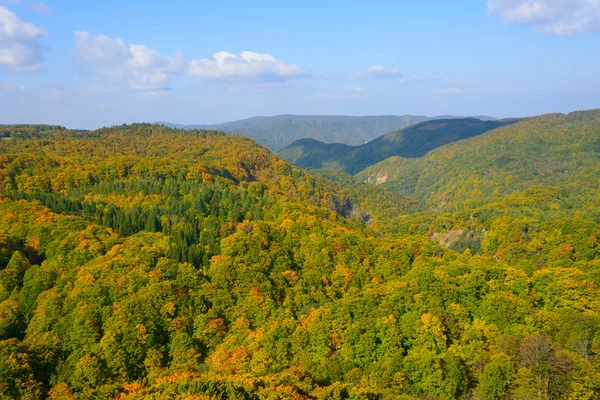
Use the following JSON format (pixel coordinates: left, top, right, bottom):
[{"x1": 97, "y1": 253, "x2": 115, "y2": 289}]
[{"x1": 0, "y1": 0, "x2": 599, "y2": 128}]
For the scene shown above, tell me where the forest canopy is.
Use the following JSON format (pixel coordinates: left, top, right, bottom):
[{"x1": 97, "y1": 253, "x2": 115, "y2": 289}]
[{"x1": 0, "y1": 114, "x2": 599, "y2": 399}]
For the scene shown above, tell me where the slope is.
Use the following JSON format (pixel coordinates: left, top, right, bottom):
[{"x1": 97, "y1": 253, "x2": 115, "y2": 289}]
[
  {"x1": 358, "y1": 110, "x2": 600, "y2": 210},
  {"x1": 0, "y1": 123, "x2": 416, "y2": 258},
  {"x1": 280, "y1": 118, "x2": 515, "y2": 174}
]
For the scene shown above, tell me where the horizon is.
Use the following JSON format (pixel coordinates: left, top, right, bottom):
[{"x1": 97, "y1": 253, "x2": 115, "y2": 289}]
[
  {"x1": 1, "y1": 1, "x2": 599, "y2": 129},
  {"x1": 7, "y1": 108, "x2": 598, "y2": 132}
]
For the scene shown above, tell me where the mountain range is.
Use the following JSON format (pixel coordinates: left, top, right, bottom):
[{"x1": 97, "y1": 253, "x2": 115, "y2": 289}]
[
  {"x1": 279, "y1": 118, "x2": 517, "y2": 174},
  {"x1": 158, "y1": 114, "x2": 497, "y2": 152}
]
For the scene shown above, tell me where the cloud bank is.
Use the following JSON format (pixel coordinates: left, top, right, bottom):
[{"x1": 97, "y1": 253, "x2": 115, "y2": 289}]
[
  {"x1": 351, "y1": 65, "x2": 404, "y2": 81},
  {"x1": 73, "y1": 32, "x2": 310, "y2": 94},
  {"x1": 73, "y1": 31, "x2": 185, "y2": 94},
  {"x1": 188, "y1": 51, "x2": 310, "y2": 82},
  {"x1": 0, "y1": 83, "x2": 25, "y2": 92},
  {"x1": 30, "y1": 3, "x2": 52, "y2": 14},
  {"x1": 488, "y1": 0, "x2": 600, "y2": 35},
  {"x1": 0, "y1": 6, "x2": 47, "y2": 71}
]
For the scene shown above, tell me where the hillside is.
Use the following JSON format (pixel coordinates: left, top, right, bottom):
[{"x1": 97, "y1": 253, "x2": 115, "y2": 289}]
[
  {"x1": 358, "y1": 110, "x2": 600, "y2": 210},
  {"x1": 1, "y1": 121, "x2": 600, "y2": 399},
  {"x1": 0, "y1": 124, "x2": 415, "y2": 227},
  {"x1": 0, "y1": 124, "x2": 68, "y2": 137},
  {"x1": 280, "y1": 118, "x2": 515, "y2": 174}
]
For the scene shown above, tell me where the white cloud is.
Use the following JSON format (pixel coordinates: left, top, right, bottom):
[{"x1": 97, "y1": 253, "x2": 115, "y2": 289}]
[
  {"x1": 347, "y1": 86, "x2": 363, "y2": 91},
  {"x1": 487, "y1": 0, "x2": 600, "y2": 35},
  {"x1": 350, "y1": 65, "x2": 404, "y2": 81},
  {"x1": 73, "y1": 32, "x2": 308, "y2": 91},
  {"x1": 127, "y1": 44, "x2": 184, "y2": 71},
  {"x1": 0, "y1": 83, "x2": 25, "y2": 92},
  {"x1": 30, "y1": 3, "x2": 51, "y2": 14},
  {"x1": 73, "y1": 31, "x2": 185, "y2": 93},
  {"x1": 128, "y1": 70, "x2": 169, "y2": 90},
  {"x1": 366, "y1": 65, "x2": 403, "y2": 79},
  {"x1": 398, "y1": 75, "x2": 427, "y2": 84},
  {"x1": 434, "y1": 87, "x2": 464, "y2": 95},
  {"x1": 447, "y1": 77, "x2": 464, "y2": 84},
  {"x1": 0, "y1": 6, "x2": 47, "y2": 71},
  {"x1": 128, "y1": 44, "x2": 162, "y2": 69},
  {"x1": 138, "y1": 90, "x2": 168, "y2": 98},
  {"x1": 73, "y1": 31, "x2": 129, "y2": 66},
  {"x1": 188, "y1": 51, "x2": 310, "y2": 82}
]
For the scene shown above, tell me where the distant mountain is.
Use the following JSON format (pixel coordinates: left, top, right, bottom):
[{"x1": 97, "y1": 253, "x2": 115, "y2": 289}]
[
  {"x1": 436, "y1": 114, "x2": 498, "y2": 121},
  {"x1": 357, "y1": 110, "x2": 600, "y2": 209},
  {"x1": 0, "y1": 124, "x2": 68, "y2": 138},
  {"x1": 279, "y1": 118, "x2": 516, "y2": 174},
  {"x1": 157, "y1": 114, "x2": 434, "y2": 151},
  {"x1": 157, "y1": 114, "x2": 497, "y2": 152}
]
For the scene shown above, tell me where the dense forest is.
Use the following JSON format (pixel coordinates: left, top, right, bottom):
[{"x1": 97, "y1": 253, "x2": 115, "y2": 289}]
[
  {"x1": 0, "y1": 113, "x2": 599, "y2": 399},
  {"x1": 358, "y1": 111, "x2": 600, "y2": 209},
  {"x1": 279, "y1": 118, "x2": 515, "y2": 174}
]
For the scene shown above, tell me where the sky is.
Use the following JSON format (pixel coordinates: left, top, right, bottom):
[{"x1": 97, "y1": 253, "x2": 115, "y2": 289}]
[{"x1": 0, "y1": 0, "x2": 599, "y2": 128}]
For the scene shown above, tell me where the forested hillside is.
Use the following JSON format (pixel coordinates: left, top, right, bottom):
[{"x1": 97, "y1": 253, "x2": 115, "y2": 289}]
[
  {"x1": 358, "y1": 110, "x2": 600, "y2": 209},
  {"x1": 159, "y1": 114, "x2": 437, "y2": 151},
  {"x1": 0, "y1": 124, "x2": 68, "y2": 138},
  {"x1": 280, "y1": 118, "x2": 515, "y2": 174},
  {"x1": 0, "y1": 118, "x2": 599, "y2": 399}
]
